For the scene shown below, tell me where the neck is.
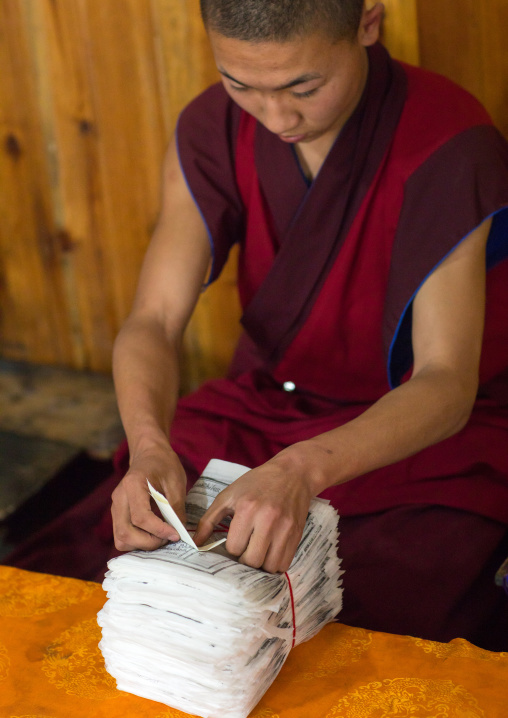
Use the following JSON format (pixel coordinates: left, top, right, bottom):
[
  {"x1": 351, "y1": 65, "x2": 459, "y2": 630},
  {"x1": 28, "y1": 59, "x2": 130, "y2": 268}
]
[{"x1": 295, "y1": 47, "x2": 370, "y2": 180}]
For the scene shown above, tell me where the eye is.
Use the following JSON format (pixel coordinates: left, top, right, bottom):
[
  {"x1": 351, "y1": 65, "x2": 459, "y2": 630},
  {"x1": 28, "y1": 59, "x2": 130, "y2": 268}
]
[
  {"x1": 292, "y1": 88, "x2": 319, "y2": 99},
  {"x1": 229, "y1": 83, "x2": 248, "y2": 93}
]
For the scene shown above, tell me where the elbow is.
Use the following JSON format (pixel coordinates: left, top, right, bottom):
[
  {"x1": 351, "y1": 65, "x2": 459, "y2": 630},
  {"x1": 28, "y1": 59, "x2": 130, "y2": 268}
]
[
  {"x1": 443, "y1": 374, "x2": 478, "y2": 438},
  {"x1": 449, "y1": 403, "x2": 473, "y2": 436},
  {"x1": 413, "y1": 362, "x2": 479, "y2": 441}
]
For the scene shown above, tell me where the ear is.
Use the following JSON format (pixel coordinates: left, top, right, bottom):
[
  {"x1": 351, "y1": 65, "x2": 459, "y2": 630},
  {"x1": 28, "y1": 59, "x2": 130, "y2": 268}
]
[{"x1": 358, "y1": 2, "x2": 384, "y2": 47}]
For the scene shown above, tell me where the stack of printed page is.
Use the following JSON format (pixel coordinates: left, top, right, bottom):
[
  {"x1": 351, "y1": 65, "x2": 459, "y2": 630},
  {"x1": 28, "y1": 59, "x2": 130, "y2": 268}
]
[{"x1": 97, "y1": 459, "x2": 343, "y2": 718}]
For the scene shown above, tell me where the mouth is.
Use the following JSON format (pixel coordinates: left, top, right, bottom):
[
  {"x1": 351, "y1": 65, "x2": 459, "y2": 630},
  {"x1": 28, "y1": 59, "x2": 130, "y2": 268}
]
[{"x1": 278, "y1": 133, "x2": 308, "y2": 144}]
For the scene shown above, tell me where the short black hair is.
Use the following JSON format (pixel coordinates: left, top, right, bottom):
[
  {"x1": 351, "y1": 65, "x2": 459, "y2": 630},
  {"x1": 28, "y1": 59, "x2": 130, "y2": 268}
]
[{"x1": 200, "y1": 0, "x2": 365, "y2": 43}]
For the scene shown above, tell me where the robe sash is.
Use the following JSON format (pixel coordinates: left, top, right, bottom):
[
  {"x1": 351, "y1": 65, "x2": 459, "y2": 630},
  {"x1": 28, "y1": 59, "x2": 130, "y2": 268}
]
[{"x1": 237, "y1": 44, "x2": 408, "y2": 365}]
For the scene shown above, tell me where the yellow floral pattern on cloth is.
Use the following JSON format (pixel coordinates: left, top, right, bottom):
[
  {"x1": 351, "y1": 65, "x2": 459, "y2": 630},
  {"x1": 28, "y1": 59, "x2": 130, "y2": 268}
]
[
  {"x1": 0, "y1": 567, "x2": 96, "y2": 618},
  {"x1": 325, "y1": 678, "x2": 485, "y2": 718},
  {"x1": 154, "y1": 702, "x2": 281, "y2": 717},
  {"x1": 299, "y1": 626, "x2": 373, "y2": 680},
  {"x1": 153, "y1": 709, "x2": 282, "y2": 718},
  {"x1": 41, "y1": 618, "x2": 118, "y2": 700},
  {"x1": 1, "y1": 566, "x2": 507, "y2": 718},
  {"x1": 409, "y1": 636, "x2": 508, "y2": 662},
  {"x1": 0, "y1": 642, "x2": 10, "y2": 682}
]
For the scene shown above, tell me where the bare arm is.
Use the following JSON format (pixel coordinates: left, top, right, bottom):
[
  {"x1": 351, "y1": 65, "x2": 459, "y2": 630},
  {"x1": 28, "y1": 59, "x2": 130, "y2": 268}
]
[
  {"x1": 195, "y1": 219, "x2": 491, "y2": 572},
  {"x1": 111, "y1": 134, "x2": 211, "y2": 552}
]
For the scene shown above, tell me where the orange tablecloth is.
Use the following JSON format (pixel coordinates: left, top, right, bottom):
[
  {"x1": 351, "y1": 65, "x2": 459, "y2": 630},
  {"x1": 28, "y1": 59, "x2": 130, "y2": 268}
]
[{"x1": 0, "y1": 566, "x2": 506, "y2": 717}]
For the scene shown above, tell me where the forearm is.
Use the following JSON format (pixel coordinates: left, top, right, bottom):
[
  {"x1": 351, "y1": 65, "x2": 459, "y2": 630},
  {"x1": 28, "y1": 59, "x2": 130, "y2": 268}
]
[
  {"x1": 275, "y1": 364, "x2": 477, "y2": 495},
  {"x1": 110, "y1": 315, "x2": 191, "y2": 549},
  {"x1": 112, "y1": 315, "x2": 181, "y2": 458}
]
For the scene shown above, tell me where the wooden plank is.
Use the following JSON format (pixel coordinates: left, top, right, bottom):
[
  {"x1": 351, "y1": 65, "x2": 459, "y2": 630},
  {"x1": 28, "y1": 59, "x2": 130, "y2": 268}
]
[
  {"x1": 477, "y1": 1, "x2": 508, "y2": 138},
  {"x1": 417, "y1": 0, "x2": 508, "y2": 138},
  {"x1": 150, "y1": 0, "x2": 219, "y2": 136},
  {"x1": 416, "y1": 0, "x2": 485, "y2": 102},
  {"x1": 0, "y1": 0, "x2": 73, "y2": 366},
  {"x1": 21, "y1": 0, "x2": 120, "y2": 370},
  {"x1": 78, "y1": 0, "x2": 167, "y2": 333},
  {"x1": 380, "y1": 0, "x2": 420, "y2": 65},
  {"x1": 1, "y1": 1, "x2": 172, "y2": 372}
]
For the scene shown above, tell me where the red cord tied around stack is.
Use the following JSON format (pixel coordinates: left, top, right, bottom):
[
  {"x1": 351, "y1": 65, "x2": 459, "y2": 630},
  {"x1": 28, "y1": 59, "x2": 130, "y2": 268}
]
[
  {"x1": 284, "y1": 572, "x2": 297, "y2": 648},
  {"x1": 215, "y1": 524, "x2": 297, "y2": 648}
]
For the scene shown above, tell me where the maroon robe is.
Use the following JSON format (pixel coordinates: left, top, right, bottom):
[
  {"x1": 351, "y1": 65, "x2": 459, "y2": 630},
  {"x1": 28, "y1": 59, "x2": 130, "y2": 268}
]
[
  {"x1": 173, "y1": 43, "x2": 508, "y2": 524},
  {"x1": 5, "y1": 45, "x2": 508, "y2": 650}
]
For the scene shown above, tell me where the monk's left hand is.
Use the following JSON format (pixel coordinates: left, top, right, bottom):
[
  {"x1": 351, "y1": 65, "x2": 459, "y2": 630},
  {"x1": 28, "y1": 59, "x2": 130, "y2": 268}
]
[{"x1": 193, "y1": 454, "x2": 316, "y2": 573}]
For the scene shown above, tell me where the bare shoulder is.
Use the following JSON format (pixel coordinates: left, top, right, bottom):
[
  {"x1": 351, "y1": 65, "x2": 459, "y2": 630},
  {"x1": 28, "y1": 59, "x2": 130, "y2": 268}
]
[
  {"x1": 439, "y1": 217, "x2": 491, "y2": 264},
  {"x1": 412, "y1": 218, "x2": 492, "y2": 380}
]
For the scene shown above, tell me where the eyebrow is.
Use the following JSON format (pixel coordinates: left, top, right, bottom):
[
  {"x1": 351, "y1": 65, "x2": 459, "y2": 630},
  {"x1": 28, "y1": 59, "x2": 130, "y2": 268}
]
[{"x1": 219, "y1": 68, "x2": 322, "y2": 91}]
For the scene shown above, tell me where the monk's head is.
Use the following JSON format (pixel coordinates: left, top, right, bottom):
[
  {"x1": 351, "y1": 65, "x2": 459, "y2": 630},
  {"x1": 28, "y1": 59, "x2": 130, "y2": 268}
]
[
  {"x1": 200, "y1": 1, "x2": 383, "y2": 149},
  {"x1": 200, "y1": 0, "x2": 368, "y2": 43}
]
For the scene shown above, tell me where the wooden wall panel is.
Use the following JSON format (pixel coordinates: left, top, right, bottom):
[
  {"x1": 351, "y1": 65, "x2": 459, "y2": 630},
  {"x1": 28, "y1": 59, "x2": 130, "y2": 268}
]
[
  {"x1": 379, "y1": 0, "x2": 420, "y2": 65},
  {"x1": 150, "y1": 0, "x2": 219, "y2": 134},
  {"x1": 0, "y1": 0, "x2": 73, "y2": 365},
  {"x1": 416, "y1": 0, "x2": 508, "y2": 138},
  {"x1": 0, "y1": 0, "x2": 237, "y2": 390},
  {"x1": 74, "y1": 1, "x2": 167, "y2": 357},
  {"x1": 21, "y1": 0, "x2": 113, "y2": 369}
]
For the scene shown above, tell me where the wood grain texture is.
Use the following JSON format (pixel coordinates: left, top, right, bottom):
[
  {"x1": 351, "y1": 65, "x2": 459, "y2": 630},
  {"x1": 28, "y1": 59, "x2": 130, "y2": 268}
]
[
  {"x1": 416, "y1": 0, "x2": 508, "y2": 138},
  {"x1": 380, "y1": 0, "x2": 420, "y2": 65},
  {"x1": 0, "y1": 0, "x2": 73, "y2": 365},
  {"x1": 0, "y1": 0, "x2": 238, "y2": 390}
]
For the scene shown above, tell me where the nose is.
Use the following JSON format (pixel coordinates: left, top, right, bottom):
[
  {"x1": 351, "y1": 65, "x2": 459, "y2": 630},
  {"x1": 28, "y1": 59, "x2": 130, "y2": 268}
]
[{"x1": 260, "y1": 95, "x2": 301, "y2": 136}]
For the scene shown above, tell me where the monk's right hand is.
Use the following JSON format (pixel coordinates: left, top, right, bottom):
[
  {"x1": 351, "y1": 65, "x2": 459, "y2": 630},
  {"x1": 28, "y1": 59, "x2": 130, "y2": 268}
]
[{"x1": 111, "y1": 443, "x2": 187, "y2": 552}]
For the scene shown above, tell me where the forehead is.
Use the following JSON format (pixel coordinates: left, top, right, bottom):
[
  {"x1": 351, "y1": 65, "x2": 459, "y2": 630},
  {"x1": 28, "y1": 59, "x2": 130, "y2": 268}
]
[{"x1": 208, "y1": 30, "x2": 350, "y2": 86}]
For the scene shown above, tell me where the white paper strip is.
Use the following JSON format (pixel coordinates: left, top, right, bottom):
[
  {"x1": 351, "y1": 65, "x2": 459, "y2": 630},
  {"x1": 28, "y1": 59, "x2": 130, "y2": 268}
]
[{"x1": 147, "y1": 480, "x2": 226, "y2": 552}]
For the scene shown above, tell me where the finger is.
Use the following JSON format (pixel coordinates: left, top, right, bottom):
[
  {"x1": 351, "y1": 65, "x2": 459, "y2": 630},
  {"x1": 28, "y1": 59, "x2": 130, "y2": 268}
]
[
  {"x1": 111, "y1": 480, "x2": 178, "y2": 552},
  {"x1": 262, "y1": 532, "x2": 299, "y2": 574},
  {"x1": 253, "y1": 512, "x2": 303, "y2": 573},
  {"x1": 277, "y1": 519, "x2": 306, "y2": 573},
  {"x1": 194, "y1": 500, "x2": 233, "y2": 546},
  {"x1": 279, "y1": 537, "x2": 299, "y2": 572},
  {"x1": 237, "y1": 525, "x2": 273, "y2": 569},
  {"x1": 111, "y1": 495, "x2": 170, "y2": 553},
  {"x1": 128, "y1": 477, "x2": 181, "y2": 541},
  {"x1": 223, "y1": 516, "x2": 256, "y2": 559},
  {"x1": 112, "y1": 516, "x2": 169, "y2": 553}
]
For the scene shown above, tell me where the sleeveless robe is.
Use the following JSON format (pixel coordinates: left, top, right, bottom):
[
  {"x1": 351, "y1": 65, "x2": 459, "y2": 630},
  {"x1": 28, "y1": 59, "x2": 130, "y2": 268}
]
[{"x1": 173, "y1": 43, "x2": 508, "y2": 524}]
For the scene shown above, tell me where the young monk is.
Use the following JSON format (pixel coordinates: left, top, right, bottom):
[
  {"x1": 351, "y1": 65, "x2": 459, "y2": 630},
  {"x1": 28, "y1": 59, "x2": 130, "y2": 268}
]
[
  {"x1": 7, "y1": 0, "x2": 508, "y2": 649},
  {"x1": 107, "y1": 0, "x2": 508, "y2": 649}
]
